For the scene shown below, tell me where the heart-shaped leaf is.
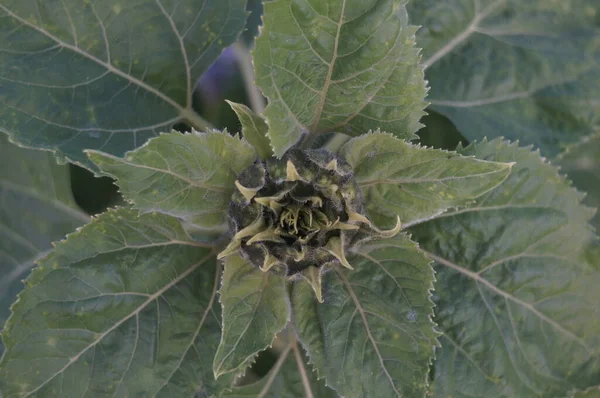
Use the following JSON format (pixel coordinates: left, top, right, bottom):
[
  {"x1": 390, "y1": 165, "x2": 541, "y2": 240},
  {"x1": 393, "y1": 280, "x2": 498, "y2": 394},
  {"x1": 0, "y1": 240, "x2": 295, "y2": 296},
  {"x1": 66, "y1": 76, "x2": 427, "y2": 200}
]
[
  {"x1": 0, "y1": 0, "x2": 247, "y2": 168},
  {"x1": 292, "y1": 233, "x2": 438, "y2": 397},
  {"x1": 0, "y1": 208, "x2": 229, "y2": 397},
  {"x1": 253, "y1": 0, "x2": 427, "y2": 156},
  {"x1": 409, "y1": 139, "x2": 600, "y2": 397}
]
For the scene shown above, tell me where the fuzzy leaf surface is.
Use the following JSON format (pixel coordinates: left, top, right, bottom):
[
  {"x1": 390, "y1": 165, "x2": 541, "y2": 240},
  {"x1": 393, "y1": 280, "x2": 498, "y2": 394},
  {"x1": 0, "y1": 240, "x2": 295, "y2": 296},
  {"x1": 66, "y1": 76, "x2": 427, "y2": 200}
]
[
  {"x1": 409, "y1": 139, "x2": 600, "y2": 397},
  {"x1": 292, "y1": 234, "x2": 437, "y2": 397},
  {"x1": 0, "y1": 208, "x2": 229, "y2": 397},
  {"x1": 227, "y1": 101, "x2": 273, "y2": 160},
  {"x1": 0, "y1": 0, "x2": 247, "y2": 168},
  {"x1": 409, "y1": 0, "x2": 600, "y2": 156},
  {"x1": 88, "y1": 131, "x2": 256, "y2": 229},
  {"x1": 253, "y1": 0, "x2": 427, "y2": 156},
  {"x1": 222, "y1": 336, "x2": 337, "y2": 398},
  {"x1": 0, "y1": 134, "x2": 88, "y2": 356},
  {"x1": 339, "y1": 132, "x2": 513, "y2": 228},
  {"x1": 214, "y1": 255, "x2": 290, "y2": 378}
]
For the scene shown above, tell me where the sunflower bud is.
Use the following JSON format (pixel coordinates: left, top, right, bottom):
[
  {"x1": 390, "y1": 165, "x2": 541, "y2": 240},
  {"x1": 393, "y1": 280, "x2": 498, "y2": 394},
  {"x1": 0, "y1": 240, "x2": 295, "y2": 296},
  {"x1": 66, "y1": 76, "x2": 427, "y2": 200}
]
[{"x1": 218, "y1": 149, "x2": 400, "y2": 302}]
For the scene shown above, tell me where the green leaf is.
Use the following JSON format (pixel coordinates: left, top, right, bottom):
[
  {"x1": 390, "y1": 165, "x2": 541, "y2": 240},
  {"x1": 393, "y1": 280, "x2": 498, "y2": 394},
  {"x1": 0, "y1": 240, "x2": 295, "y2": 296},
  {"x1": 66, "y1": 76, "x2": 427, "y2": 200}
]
[
  {"x1": 0, "y1": 208, "x2": 229, "y2": 397},
  {"x1": 0, "y1": 0, "x2": 248, "y2": 168},
  {"x1": 292, "y1": 233, "x2": 437, "y2": 397},
  {"x1": 227, "y1": 101, "x2": 273, "y2": 160},
  {"x1": 408, "y1": 0, "x2": 600, "y2": 156},
  {"x1": 253, "y1": 0, "x2": 427, "y2": 156},
  {"x1": 0, "y1": 134, "x2": 88, "y2": 356},
  {"x1": 214, "y1": 254, "x2": 290, "y2": 378},
  {"x1": 409, "y1": 139, "x2": 600, "y2": 397},
  {"x1": 222, "y1": 332, "x2": 337, "y2": 398},
  {"x1": 339, "y1": 131, "x2": 513, "y2": 228},
  {"x1": 87, "y1": 130, "x2": 257, "y2": 229},
  {"x1": 557, "y1": 133, "x2": 600, "y2": 231}
]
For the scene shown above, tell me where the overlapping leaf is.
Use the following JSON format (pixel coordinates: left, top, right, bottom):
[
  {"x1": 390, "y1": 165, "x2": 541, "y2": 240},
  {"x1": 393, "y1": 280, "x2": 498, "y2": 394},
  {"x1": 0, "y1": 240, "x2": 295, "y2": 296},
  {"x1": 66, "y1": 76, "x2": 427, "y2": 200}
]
[
  {"x1": 213, "y1": 255, "x2": 290, "y2": 378},
  {"x1": 293, "y1": 234, "x2": 437, "y2": 397},
  {"x1": 227, "y1": 101, "x2": 273, "y2": 160},
  {"x1": 253, "y1": 0, "x2": 427, "y2": 156},
  {"x1": 339, "y1": 131, "x2": 513, "y2": 228},
  {"x1": 0, "y1": 0, "x2": 247, "y2": 167},
  {"x1": 0, "y1": 134, "x2": 88, "y2": 356},
  {"x1": 88, "y1": 130, "x2": 257, "y2": 229},
  {"x1": 409, "y1": 139, "x2": 600, "y2": 397},
  {"x1": 0, "y1": 209, "x2": 229, "y2": 397},
  {"x1": 408, "y1": 0, "x2": 600, "y2": 156},
  {"x1": 222, "y1": 335, "x2": 337, "y2": 398}
]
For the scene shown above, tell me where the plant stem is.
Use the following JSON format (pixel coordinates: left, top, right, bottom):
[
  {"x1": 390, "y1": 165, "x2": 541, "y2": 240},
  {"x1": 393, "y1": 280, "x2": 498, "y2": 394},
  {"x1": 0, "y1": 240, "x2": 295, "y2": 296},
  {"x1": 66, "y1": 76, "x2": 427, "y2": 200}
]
[
  {"x1": 234, "y1": 41, "x2": 266, "y2": 114},
  {"x1": 181, "y1": 107, "x2": 214, "y2": 132}
]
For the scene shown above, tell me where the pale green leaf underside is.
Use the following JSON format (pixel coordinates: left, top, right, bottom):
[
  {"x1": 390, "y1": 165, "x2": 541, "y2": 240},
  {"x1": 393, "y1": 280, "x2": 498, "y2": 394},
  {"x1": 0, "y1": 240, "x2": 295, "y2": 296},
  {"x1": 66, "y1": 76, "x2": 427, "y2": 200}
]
[
  {"x1": 0, "y1": 0, "x2": 247, "y2": 168},
  {"x1": 339, "y1": 131, "x2": 513, "y2": 228},
  {"x1": 253, "y1": 0, "x2": 427, "y2": 156},
  {"x1": 409, "y1": 0, "x2": 600, "y2": 156},
  {"x1": 214, "y1": 255, "x2": 290, "y2": 378},
  {"x1": 0, "y1": 134, "x2": 88, "y2": 356},
  {"x1": 557, "y1": 133, "x2": 600, "y2": 231},
  {"x1": 293, "y1": 233, "x2": 437, "y2": 397},
  {"x1": 0, "y1": 208, "x2": 229, "y2": 397},
  {"x1": 409, "y1": 139, "x2": 600, "y2": 397},
  {"x1": 88, "y1": 130, "x2": 257, "y2": 230},
  {"x1": 222, "y1": 334, "x2": 337, "y2": 398},
  {"x1": 227, "y1": 101, "x2": 273, "y2": 160}
]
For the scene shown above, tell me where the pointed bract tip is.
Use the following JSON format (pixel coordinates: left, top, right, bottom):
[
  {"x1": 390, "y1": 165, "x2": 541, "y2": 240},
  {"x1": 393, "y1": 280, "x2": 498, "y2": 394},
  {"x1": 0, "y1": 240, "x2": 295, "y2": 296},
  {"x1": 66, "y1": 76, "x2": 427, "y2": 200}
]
[
  {"x1": 325, "y1": 159, "x2": 338, "y2": 171},
  {"x1": 286, "y1": 160, "x2": 302, "y2": 181},
  {"x1": 235, "y1": 180, "x2": 259, "y2": 201},
  {"x1": 302, "y1": 267, "x2": 324, "y2": 303}
]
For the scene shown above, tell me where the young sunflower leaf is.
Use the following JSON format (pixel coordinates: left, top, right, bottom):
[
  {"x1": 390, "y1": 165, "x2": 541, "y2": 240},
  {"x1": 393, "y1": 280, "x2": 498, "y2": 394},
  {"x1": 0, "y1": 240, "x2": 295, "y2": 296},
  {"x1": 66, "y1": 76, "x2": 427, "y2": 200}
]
[
  {"x1": 253, "y1": 0, "x2": 427, "y2": 156},
  {"x1": 292, "y1": 233, "x2": 437, "y2": 397},
  {"x1": 222, "y1": 333, "x2": 337, "y2": 398},
  {"x1": 0, "y1": 208, "x2": 230, "y2": 397},
  {"x1": 227, "y1": 101, "x2": 273, "y2": 160},
  {"x1": 339, "y1": 131, "x2": 513, "y2": 228},
  {"x1": 213, "y1": 254, "x2": 290, "y2": 378},
  {"x1": 0, "y1": 0, "x2": 247, "y2": 168},
  {"x1": 87, "y1": 130, "x2": 257, "y2": 230},
  {"x1": 409, "y1": 139, "x2": 600, "y2": 398},
  {"x1": 0, "y1": 134, "x2": 88, "y2": 356},
  {"x1": 409, "y1": 0, "x2": 600, "y2": 156}
]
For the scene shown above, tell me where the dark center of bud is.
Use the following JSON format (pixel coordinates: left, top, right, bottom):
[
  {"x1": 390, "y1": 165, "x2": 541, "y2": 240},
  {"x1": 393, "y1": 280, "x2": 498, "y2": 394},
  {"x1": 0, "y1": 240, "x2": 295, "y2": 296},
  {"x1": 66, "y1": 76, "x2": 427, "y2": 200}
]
[{"x1": 218, "y1": 148, "x2": 400, "y2": 300}]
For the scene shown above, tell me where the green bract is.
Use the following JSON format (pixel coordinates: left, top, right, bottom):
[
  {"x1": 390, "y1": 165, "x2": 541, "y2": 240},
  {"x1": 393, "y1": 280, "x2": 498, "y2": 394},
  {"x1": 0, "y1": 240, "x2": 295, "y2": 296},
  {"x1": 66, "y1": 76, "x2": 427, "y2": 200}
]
[{"x1": 218, "y1": 148, "x2": 400, "y2": 302}]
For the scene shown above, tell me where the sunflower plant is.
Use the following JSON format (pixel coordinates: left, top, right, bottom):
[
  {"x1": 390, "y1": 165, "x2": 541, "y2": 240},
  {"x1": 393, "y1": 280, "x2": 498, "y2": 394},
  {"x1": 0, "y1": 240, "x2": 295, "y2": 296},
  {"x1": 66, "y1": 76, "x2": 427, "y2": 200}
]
[{"x1": 0, "y1": 0, "x2": 599, "y2": 397}]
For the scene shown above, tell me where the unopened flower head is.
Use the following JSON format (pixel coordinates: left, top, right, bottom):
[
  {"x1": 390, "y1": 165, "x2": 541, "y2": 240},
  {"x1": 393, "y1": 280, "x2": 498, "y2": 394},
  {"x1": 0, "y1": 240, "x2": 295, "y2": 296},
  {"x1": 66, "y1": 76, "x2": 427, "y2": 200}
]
[{"x1": 218, "y1": 149, "x2": 400, "y2": 302}]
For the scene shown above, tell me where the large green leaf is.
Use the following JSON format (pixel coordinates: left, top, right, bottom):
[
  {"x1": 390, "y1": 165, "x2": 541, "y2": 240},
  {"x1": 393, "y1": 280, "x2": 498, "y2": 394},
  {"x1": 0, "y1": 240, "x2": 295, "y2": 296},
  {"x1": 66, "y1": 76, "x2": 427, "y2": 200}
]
[
  {"x1": 0, "y1": 208, "x2": 229, "y2": 397},
  {"x1": 253, "y1": 0, "x2": 427, "y2": 156},
  {"x1": 408, "y1": 0, "x2": 600, "y2": 156},
  {"x1": 339, "y1": 131, "x2": 513, "y2": 228},
  {"x1": 213, "y1": 255, "x2": 290, "y2": 378},
  {"x1": 222, "y1": 332, "x2": 337, "y2": 398},
  {"x1": 557, "y1": 133, "x2": 600, "y2": 231},
  {"x1": 409, "y1": 139, "x2": 600, "y2": 397},
  {"x1": 88, "y1": 130, "x2": 257, "y2": 230},
  {"x1": 0, "y1": 0, "x2": 247, "y2": 168},
  {"x1": 292, "y1": 234, "x2": 437, "y2": 397},
  {"x1": 0, "y1": 134, "x2": 88, "y2": 356}
]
